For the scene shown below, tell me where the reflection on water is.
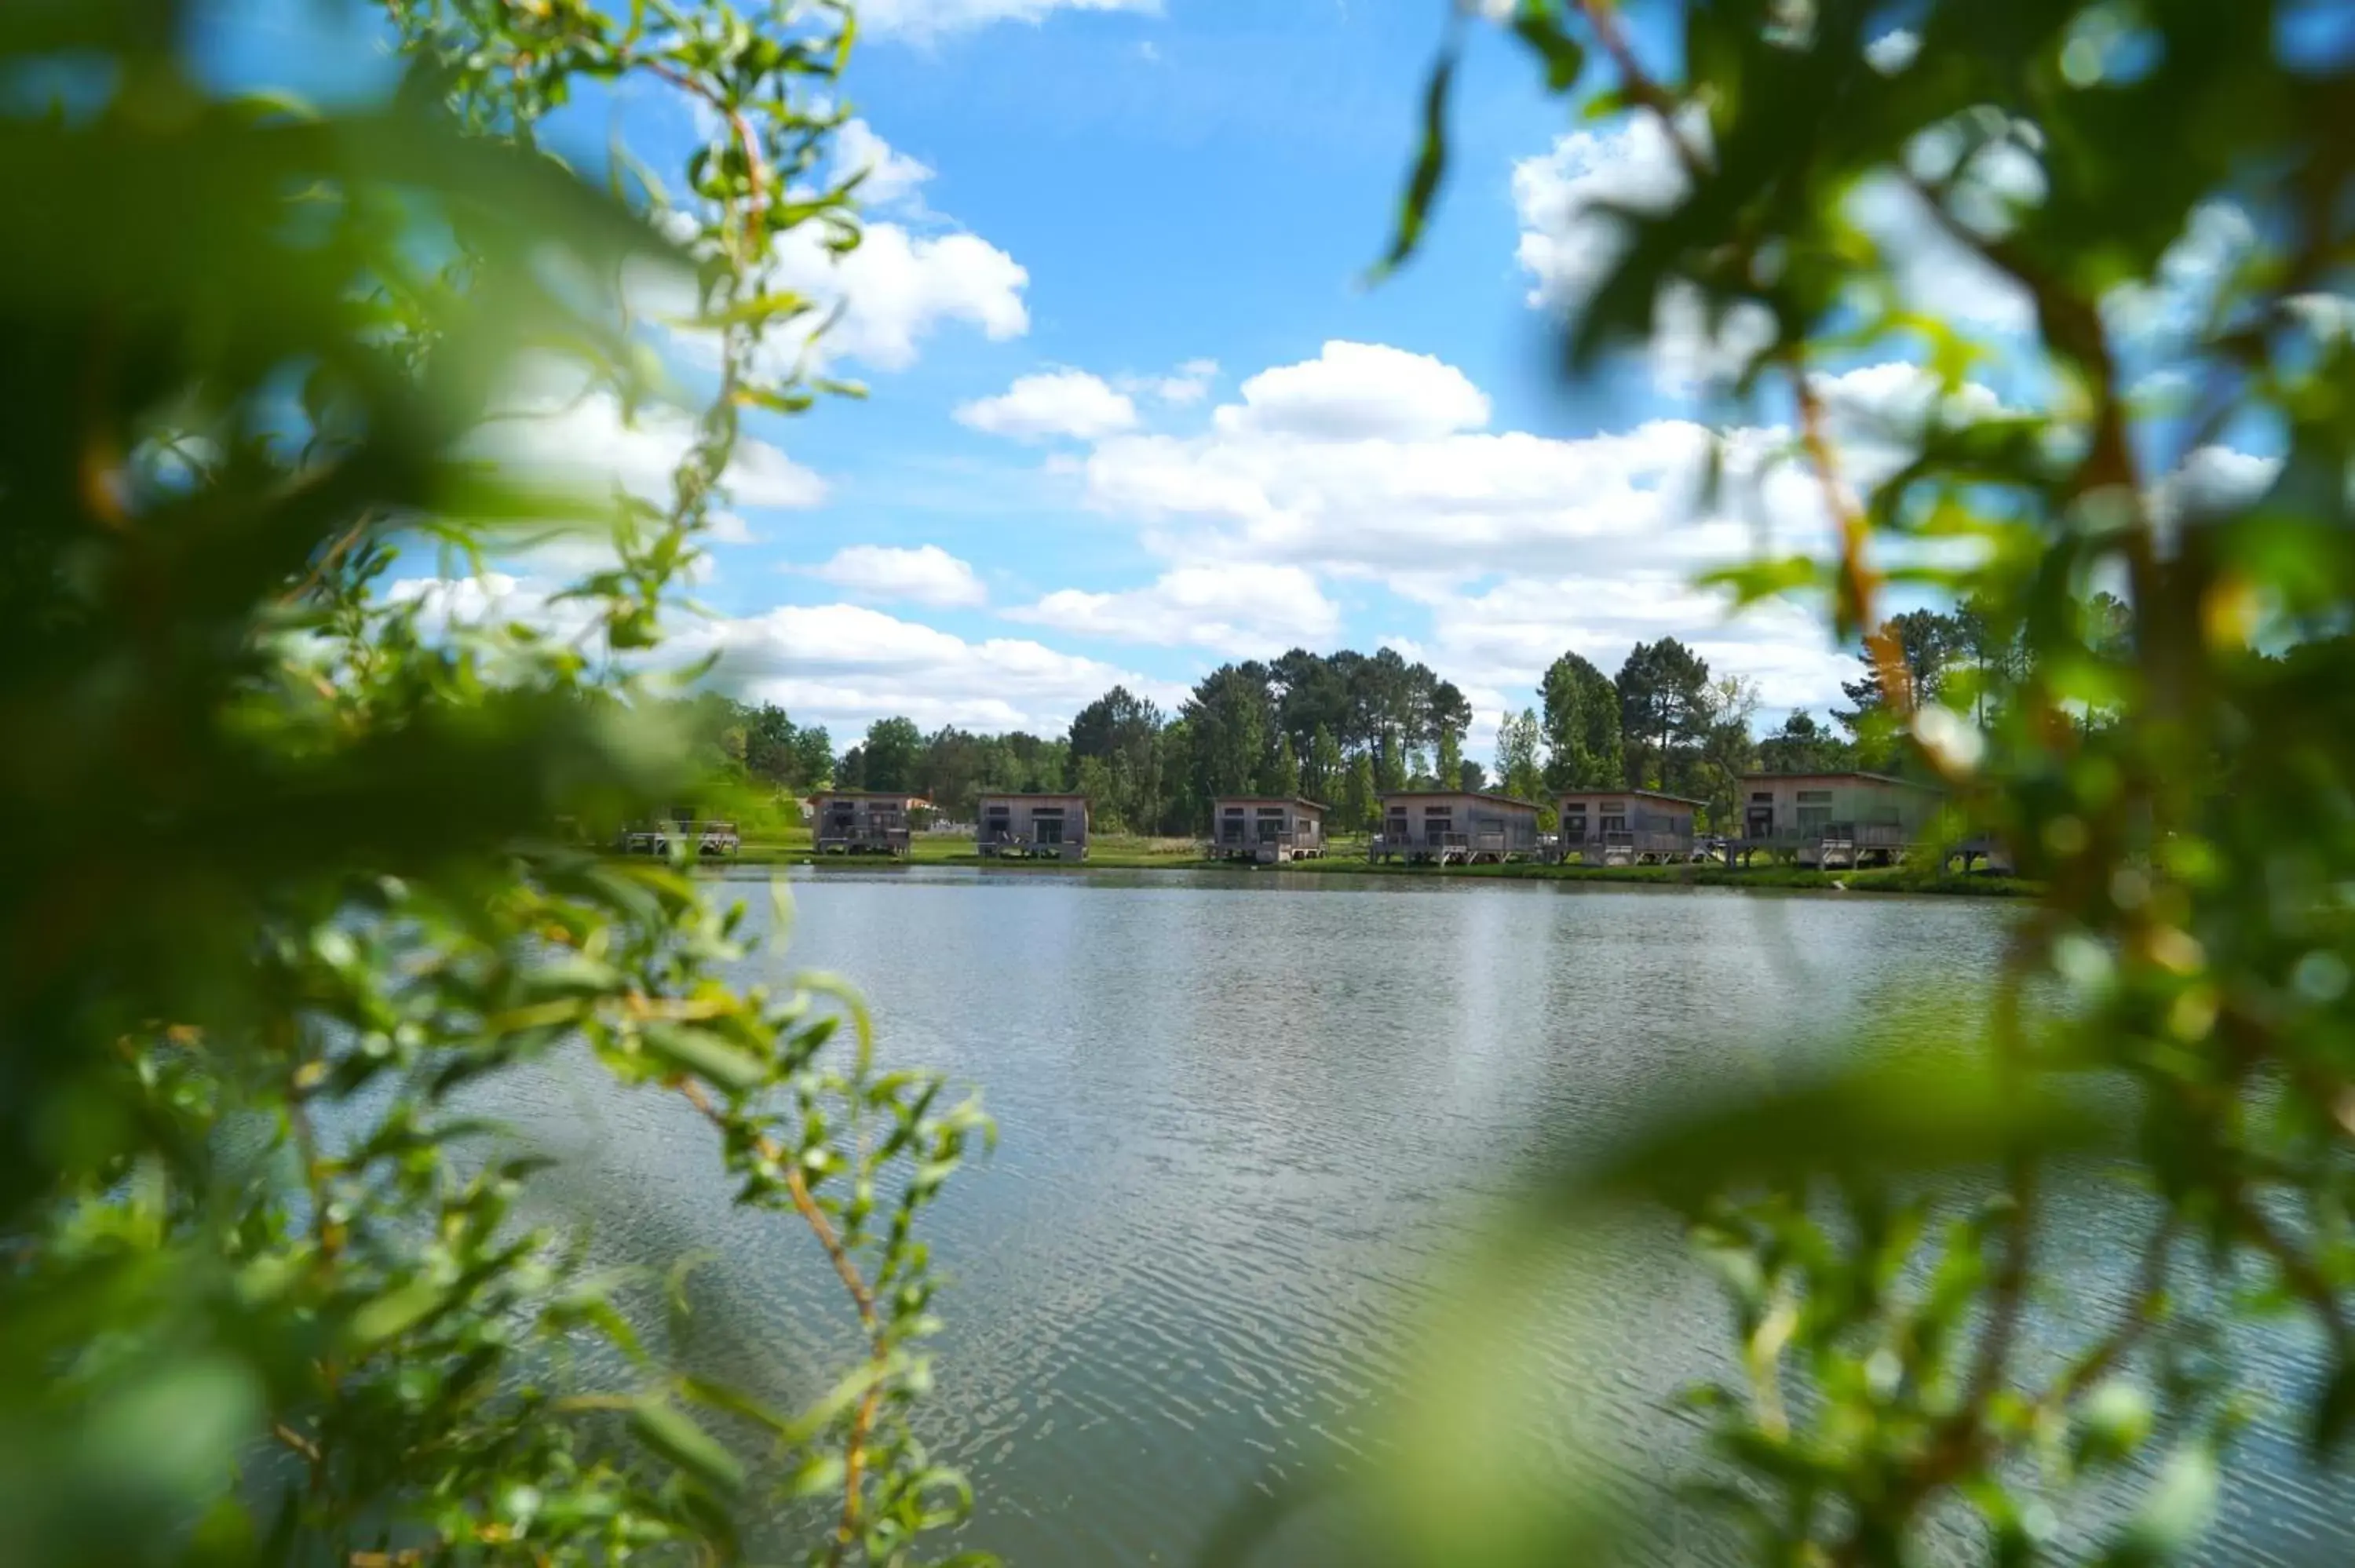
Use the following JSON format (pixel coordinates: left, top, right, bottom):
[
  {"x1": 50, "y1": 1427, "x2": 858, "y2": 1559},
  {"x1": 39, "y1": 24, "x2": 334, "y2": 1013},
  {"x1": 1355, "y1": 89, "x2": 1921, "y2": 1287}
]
[{"x1": 490, "y1": 868, "x2": 2347, "y2": 1566}]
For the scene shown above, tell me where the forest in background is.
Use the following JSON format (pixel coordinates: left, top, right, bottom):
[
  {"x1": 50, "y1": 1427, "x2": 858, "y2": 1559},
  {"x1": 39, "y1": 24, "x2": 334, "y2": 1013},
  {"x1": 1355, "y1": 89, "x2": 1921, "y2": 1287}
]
[{"x1": 684, "y1": 597, "x2": 2086, "y2": 833}]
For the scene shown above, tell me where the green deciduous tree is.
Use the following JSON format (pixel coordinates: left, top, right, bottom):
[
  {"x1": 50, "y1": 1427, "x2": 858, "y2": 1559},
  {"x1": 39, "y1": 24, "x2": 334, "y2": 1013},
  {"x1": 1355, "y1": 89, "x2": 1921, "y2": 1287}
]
[
  {"x1": 1266, "y1": 735, "x2": 1304, "y2": 799},
  {"x1": 1539, "y1": 649, "x2": 1625, "y2": 790},
  {"x1": 2, "y1": 4, "x2": 986, "y2": 1566},
  {"x1": 1495, "y1": 708, "x2": 1546, "y2": 804},
  {"x1": 857, "y1": 717, "x2": 925, "y2": 794},
  {"x1": 1308, "y1": 724, "x2": 1344, "y2": 804},
  {"x1": 1343, "y1": 751, "x2": 1378, "y2": 833},
  {"x1": 1372, "y1": 0, "x2": 2355, "y2": 1562}
]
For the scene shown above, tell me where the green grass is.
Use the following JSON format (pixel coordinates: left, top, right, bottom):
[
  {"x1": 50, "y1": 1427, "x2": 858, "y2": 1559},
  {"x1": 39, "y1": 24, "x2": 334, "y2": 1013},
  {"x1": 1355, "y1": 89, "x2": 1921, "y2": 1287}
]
[{"x1": 679, "y1": 829, "x2": 2036, "y2": 898}]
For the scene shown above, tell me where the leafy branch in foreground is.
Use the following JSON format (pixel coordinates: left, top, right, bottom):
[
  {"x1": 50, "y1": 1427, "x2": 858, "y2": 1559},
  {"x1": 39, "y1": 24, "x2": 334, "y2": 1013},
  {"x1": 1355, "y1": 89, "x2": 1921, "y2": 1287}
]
[
  {"x1": 1360, "y1": 1, "x2": 2355, "y2": 1563},
  {"x1": 2, "y1": 3, "x2": 987, "y2": 1566}
]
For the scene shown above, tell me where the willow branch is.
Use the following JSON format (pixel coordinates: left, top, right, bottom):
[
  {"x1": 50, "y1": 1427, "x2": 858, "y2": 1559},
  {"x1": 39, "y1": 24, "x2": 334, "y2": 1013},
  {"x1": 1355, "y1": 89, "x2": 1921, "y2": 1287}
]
[
  {"x1": 677, "y1": 1077, "x2": 885, "y2": 1562},
  {"x1": 2057, "y1": 1221, "x2": 2177, "y2": 1402},
  {"x1": 1572, "y1": 0, "x2": 1707, "y2": 181}
]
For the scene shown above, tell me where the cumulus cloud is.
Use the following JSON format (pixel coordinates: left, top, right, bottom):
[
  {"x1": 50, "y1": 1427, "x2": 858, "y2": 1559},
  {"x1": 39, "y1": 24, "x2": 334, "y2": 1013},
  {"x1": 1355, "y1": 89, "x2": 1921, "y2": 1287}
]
[
  {"x1": 1083, "y1": 405, "x2": 1734, "y2": 577},
  {"x1": 480, "y1": 369, "x2": 826, "y2": 512},
  {"x1": 1846, "y1": 174, "x2": 2039, "y2": 334},
  {"x1": 1007, "y1": 564, "x2": 1340, "y2": 656},
  {"x1": 2149, "y1": 444, "x2": 2281, "y2": 532},
  {"x1": 1039, "y1": 341, "x2": 2045, "y2": 712},
  {"x1": 772, "y1": 221, "x2": 1029, "y2": 371},
  {"x1": 1511, "y1": 113, "x2": 1694, "y2": 312},
  {"x1": 859, "y1": 0, "x2": 1159, "y2": 41},
  {"x1": 2102, "y1": 200, "x2": 2257, "y2": 345},
  {"x1": 955, "y1": 370, "x2": 1139, "y2": 441},
  {"x1": 803, "y1": 544, "x2": 988, "y2": 607},
  {"x1": 1864, "y1": 28, "x2": 1921, "y2": 73},
  {"x1": 1120, "y1": 357, "x2": 1219, "y2": 407},
  {"x1": 674, "y1": 602, "x2": 1184, "y2": 734},
  {"x1": 1212, "y1": 341, "x2": 1488, "y2": 441},
  {"x1": 633, "y1": 121, "x2": 1028, "y2": 375},
  {"x1": 834, "y1": 119, "x2": 935, "y2": 213},
  {"x1": 1510, "y1": 112, "x2": 1775, "y2": 392},
  {"x1": 1404, "y1": 574, "x2": 1860, "y2": 713}
]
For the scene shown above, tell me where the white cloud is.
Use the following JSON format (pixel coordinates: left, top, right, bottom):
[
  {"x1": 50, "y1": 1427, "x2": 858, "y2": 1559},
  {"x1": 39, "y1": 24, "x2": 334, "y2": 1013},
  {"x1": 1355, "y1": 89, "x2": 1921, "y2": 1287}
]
[
  {"x1": 1126, "y1": 357, "x2": 1219, "y2": 406},
  {"x1": 1213, "y1": 341, "x2": 1488, "y2": 441},
  {"x1": 803, "y1": 544, "x2": 988, "y2": 607},
  {"x1": 1864, "y1": 28, "x2": 1921, "y2": 73},
  {"x1": 2149, "y1": 444, "x2": 2280, "y2": 531},
  {"x1": 1846, "y1": 173, "x2": 2038, "y2": 334},
  {"x1": 2102, "y1": 200, "x2": 2257, "y2": 345},
  {"x1": 771, "y1": 221, "x2": 1029, "y2": 371},
  {"x1": 1404, "y1": 574, "x2": 1860, "y2": 715},
  {"x1": 1041, "y1": 341, "x2": 2029, "y2": 712},
  {"x1": 480, "y1": 369, "x2": 826, "y2": 512},
  {"x1": 1008, "y1": 565, "x2": 1341, "y2": 655},
  {"x1": 860, "y1": 0, "x2": 1158, "y2": 42},
  {"x1": 1083, "y1": 404, "x2": 1734, "y2": 577},
  {"x1": 955, "y1": 370, "x2": 1139, "y2": 441},
  {"x1": 1511, "y1": 114, "x2": 1694, "y2": 312},
  {"x1": 1510, "y1": 112, "x2": 1776, "y2": 392},
  {"x1": 674, "y1": 602, "x2": 1183, "y2": 735},
  {"x1": 385, "y1": 578, "x2": 1181, "y2": 736},
  {"x1": 834, "y1": 119, "x2": 934, "y2": 213}
]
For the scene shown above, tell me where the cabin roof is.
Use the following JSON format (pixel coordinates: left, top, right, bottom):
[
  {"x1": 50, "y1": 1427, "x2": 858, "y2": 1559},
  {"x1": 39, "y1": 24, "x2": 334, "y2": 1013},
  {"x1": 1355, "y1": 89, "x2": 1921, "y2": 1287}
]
[
  {"x1": 1557, "y1": 788, "x2": 1706, "y2": 808},
  {"x1": 809, "y1": 790, "x2": 925, "y2": 801},
  {"x1": 1378, "y1": 790, "x2": 1542, "y2": 810},
  {"x1": 1210, "y1": 795, "x2": 1328, "y2": 811},
  {"x1": 977, "y1": 791, "x2": 1090, "y2": 802},
  {"x1": 1737, "y1": 770, "x2": 1940, "y2": 790}
]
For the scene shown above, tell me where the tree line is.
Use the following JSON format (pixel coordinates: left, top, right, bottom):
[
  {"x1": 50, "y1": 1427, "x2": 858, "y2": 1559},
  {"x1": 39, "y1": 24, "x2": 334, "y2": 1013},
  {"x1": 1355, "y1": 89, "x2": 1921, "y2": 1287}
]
[{"x1": 688, "y1": 606, "x2": 2069, "y2": 834}]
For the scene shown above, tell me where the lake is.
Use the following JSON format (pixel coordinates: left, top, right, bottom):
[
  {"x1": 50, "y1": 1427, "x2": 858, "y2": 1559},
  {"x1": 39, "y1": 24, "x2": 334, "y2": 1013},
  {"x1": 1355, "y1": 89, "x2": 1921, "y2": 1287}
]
[{"x1": 505, "y1": 868, "x2": 2347, "y2": 1566}]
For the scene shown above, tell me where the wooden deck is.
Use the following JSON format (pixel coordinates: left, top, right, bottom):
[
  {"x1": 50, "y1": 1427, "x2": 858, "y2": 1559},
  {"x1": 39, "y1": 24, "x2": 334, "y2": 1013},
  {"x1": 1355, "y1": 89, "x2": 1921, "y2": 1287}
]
[
  {"x1": 1554, "y1": 830, "x2": 1693, "y2": 866},
  {"x1": 1207, "y1": 830, "x2": 1325, "y2": 863},
  {"x1": 978, "y1": 833, "x2": 1086, "y2": 862},
  {"x1": 620, "y1": 820, "x2": 742, "y2": 856},
  {"x1": 1367, "y1": 831, "x2": 1532, "y2": 866},
  {"x1": 815, "y1": 830, "x2": 911, "y2": 857}
]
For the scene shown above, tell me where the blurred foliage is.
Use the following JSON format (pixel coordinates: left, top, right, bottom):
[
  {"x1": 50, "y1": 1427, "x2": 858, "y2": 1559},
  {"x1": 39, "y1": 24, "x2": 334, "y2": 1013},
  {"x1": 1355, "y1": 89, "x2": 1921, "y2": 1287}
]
[
  {"x1": 2, "y1": 2, "x2": 987, "y2": 1566},
  {"x1": 1359, "y1": 0, "x2": 2355, "y2": 1563}
]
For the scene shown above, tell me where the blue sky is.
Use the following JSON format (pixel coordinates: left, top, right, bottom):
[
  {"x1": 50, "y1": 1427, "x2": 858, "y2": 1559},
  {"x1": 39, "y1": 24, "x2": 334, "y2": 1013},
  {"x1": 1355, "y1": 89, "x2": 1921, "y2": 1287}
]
[{"x1": 206, "y1": 0, "x2": 2284, "y2": 766}]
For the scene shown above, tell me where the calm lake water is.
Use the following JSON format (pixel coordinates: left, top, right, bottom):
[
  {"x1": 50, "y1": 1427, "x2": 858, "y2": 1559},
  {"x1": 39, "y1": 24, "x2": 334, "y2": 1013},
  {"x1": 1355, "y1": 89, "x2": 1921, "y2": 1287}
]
[{"x1": 501, "y1": 869, "x2": 2348, "y2": 1566}]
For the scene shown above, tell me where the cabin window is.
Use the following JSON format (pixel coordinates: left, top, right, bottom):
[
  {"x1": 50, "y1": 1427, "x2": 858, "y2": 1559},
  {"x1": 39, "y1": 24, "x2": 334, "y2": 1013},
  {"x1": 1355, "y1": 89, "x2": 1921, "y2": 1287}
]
[
  {"x1": 1422, "y1": 805, "x2": 1451, "y2": 817},
  {"x1": 1222, "y1": 807, "x2": 1245, "y2": 817},
  {"x1": 1796, "y1": 789, "x2": 1834, "y2": 834},
  {"x1": 1563, "y1": 812, "x2": 1587, "y2": 840},
  {"x1": 1035, "y1": 818, "x2": 1064, "y2": 844},
  {"x1": 1600, "y1": 814, "x2": 1627, "y2": 833},
  {"x1": 1256, "y1": 807, "x2": 1286, "y2": 817},
  {"x1": 1751, "y1": 791, "x2": 1773, "y2": 803}
]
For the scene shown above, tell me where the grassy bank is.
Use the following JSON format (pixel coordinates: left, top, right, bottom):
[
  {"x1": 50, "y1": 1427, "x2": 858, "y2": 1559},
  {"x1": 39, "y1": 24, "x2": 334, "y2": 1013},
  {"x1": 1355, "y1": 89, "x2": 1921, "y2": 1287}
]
[{"x1": 687, "y1": 830, "x2": 2036, "y2": 899}]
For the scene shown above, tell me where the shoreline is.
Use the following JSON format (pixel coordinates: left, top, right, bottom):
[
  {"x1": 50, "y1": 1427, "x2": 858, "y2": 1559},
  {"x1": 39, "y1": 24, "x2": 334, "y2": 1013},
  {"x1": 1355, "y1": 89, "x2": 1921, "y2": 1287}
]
[{"x1": 677, "y1": 844, "x2": 2039, "y2": 900}]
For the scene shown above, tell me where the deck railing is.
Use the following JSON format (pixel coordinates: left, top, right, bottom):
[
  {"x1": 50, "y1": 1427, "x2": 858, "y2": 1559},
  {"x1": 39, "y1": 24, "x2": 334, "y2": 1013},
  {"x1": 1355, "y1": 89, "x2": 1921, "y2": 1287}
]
[{"x1": 1559, "y1": 830, "x2": 1693, "y2": 861}]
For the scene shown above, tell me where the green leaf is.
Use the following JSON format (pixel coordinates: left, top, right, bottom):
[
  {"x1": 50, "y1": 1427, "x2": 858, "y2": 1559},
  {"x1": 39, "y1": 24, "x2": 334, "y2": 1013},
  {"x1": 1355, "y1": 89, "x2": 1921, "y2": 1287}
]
[
  {"x1": 1510, "y1": 2, "x2": 1586, "y2": 93},
  {"x1": 1368, "y1": 37, "x2": 1459, "y2": 280},
  {"x1": 637, "y1": 1021, "x2": 768, "y2": 1093},
  {"x1": 348, "y1": 1278, "x2": 446, "y2": 1347},
  {"x1": 2310, "y1": 1358, "x2": 2355, "y2": 1459},
  {"x1": 629, "y1": 1400, "x2": 745, "y2": 1497}
]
